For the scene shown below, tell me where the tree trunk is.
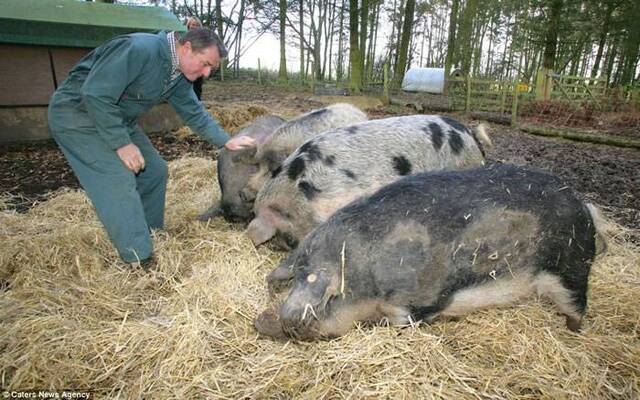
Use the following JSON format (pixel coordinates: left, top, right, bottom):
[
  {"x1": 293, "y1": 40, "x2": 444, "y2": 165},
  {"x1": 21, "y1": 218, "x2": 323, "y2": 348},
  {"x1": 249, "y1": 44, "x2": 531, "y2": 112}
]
[
  {"x1": 349, "y1": 0, "x2": 362, "y2": 93},
  {"x1": 366, "y1": 1, "x2": 380, "y2": 81},
  {"x1": 456, "y1": 0, "x2": 478, "y2": 74},
  {"x1": 299, "y1": 0, "x2": 305, "y2": 80},
  {"x1": 278, "y1": 0, "x2": 287, "y2": 81},
  {"x1": 359, "y1": 0, "x2": 368, "y2": 83},
  {"x1": 590, "y1": 1, "x2": 613, "y2": 79},
  {"x1": 326, "y1": 0, "x2": 336, "y2": 80},
  {"x1": 233, "y1": 0, "x2": 245, "y2": 78},
  {"x1": 392, "y1": 0, "x2": 405, "y2": 72},
  {"x1": 365, "y1": 0, "x2": 378, "y2": 81},
  {"x1": 419, "y1": 19, "x2": 426, "y2": 67},
  {"x1": 215, "y1": 0, "x2": 226, "y2": 75},
  {"x1": 542, "y1": 0, "x2": 563, "y2": 70},
  {"x1": 393, "y1": 0, "x2": 416, "y2": 87},
  {"x1": 444, "y1": 0, "x2": 459, "y2": 77},
  {"x1": 619, "y1": 0, "x2": 640, "y2": 85},
  {"x1": 337, "y1": 0, "x2": 345, "y2": 81},
  {"x1": 604, "y1": 39, "x2": 618, "y2": 85},
  {"x1": 485, "y1": 15, "x2": 496, "y2": 76}
]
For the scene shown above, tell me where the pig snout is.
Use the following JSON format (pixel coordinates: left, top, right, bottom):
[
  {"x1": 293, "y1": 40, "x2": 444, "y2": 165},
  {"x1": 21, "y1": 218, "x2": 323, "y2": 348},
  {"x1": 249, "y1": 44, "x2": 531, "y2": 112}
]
[{"x1": 279, "y1": 271, "x2": 340, "y2": 339}]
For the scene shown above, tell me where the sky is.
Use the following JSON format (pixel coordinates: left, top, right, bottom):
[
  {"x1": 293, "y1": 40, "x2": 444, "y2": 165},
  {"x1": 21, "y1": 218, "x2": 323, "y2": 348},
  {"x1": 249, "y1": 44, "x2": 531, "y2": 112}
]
[
  {"x1": 237, "y1": 34, "x2": 284, "y2": 71},
  {"x1": 119, "y1": 0, "x2": 295, "y2": 71}
]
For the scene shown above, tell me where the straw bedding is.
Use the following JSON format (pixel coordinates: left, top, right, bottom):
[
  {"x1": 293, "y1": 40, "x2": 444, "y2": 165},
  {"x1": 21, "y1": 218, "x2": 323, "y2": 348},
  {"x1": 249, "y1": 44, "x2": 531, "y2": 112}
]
[{"x1": 0, "y1": 156, "x2": 638, "y2": 399}]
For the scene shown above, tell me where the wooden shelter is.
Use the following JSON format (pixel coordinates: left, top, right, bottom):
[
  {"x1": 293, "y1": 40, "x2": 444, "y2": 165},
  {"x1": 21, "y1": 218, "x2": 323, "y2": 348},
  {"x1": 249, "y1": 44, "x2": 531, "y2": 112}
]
[{"x1": 0, "y1": 0, "x2": 185, "y2": 142}]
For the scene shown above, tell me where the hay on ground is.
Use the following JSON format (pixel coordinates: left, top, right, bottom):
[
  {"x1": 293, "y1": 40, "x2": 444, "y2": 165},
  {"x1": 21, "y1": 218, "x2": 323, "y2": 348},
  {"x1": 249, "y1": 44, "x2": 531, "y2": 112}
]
[
  {"x1": 173, "y1": 102, "x2": 270, "y2": 140},
  {"x1": 0, "y1": 157, "x2": 638, "y2": 398}
]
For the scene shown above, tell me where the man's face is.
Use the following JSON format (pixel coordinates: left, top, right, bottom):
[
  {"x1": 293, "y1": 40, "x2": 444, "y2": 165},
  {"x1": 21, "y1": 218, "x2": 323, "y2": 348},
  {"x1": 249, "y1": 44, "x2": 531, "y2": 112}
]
[{"x1": 179, "y1": 42, "x2": 220, "y2": 82}]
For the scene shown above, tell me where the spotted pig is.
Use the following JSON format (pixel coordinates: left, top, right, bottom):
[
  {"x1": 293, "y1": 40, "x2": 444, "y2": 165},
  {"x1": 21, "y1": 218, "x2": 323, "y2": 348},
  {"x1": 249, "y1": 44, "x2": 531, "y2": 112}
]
[
  {"x1": 197, "y1": 115, "x2": 286, "y2": 222},
  {"x1": 255, "y1": 163, "x2": 604, "y2": 340},
  {"x1": 238, "y1": 103, "x2": 368, "y2": 204},
  {"x1": 247, "y1": 114, "x2": 492, "y2": 249}
]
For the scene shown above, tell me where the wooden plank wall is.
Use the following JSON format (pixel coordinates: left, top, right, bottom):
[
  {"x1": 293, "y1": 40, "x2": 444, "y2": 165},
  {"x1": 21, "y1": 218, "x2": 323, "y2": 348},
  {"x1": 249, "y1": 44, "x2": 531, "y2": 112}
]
[
  {"x1": 0, "y1": 44, "x2": 90, "y2": 106},
  {"x1": 0, "y1": 44, "x2": 55, "y2": 106},
  {"x1": 51, "y1": 47, "x2": 90, "y2": 85}
]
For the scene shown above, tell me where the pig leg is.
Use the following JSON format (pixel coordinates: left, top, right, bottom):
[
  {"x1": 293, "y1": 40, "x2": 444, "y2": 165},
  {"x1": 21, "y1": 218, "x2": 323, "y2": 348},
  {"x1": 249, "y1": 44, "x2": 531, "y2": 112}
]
[
  {"x1": 313, "y1": 300, "x2": 410, "y2": 339},
  {"x1": 196, "y1": 203, "x2": 223, "y2": 222},
  {"x1": 535, "y1": 272, "x2": 586, "y2": 332}
]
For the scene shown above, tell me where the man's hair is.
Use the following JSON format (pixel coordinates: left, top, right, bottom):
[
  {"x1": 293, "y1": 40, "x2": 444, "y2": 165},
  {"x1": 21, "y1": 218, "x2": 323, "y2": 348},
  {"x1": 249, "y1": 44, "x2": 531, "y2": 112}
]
[
  {"x1": 185, "y1": 16, "x2": 202, "y2": 29},
  {"x1": 178, "y1": 28, "x2": 228, "y2": 59}
]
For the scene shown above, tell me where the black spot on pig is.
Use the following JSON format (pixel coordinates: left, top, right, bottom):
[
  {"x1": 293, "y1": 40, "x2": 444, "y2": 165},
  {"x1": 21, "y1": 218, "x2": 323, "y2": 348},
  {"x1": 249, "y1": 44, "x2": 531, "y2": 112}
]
[
  {"x1": 263, "y1": 150, "x2": 283, "y2": 172},
  {"x1": 409, "y1": 301, "x2": 450, "y2": 321},
  {"x1": 440, "y1": 116, "x2": 469, "y2": 134},
  {"x1": 323, "y1": 155, "x2": 336, "y2": 166},
  {"x1": 288, "y1": 157, "x2": 306, "y2": 180},
  {"x1": 299, "y1": 141, "x2": 324, "y2": 162},
  {"x1": 346, "y1": 126, "x2": 359, "y2": 135},
  {"x1": 426, "y1": 123, "x2": 444, "y2": 151},
  {"x1": 277, "y1": 231, "x2": 299, "y2": 250},
  {"x1": 393, "y1": 156, "x2": 412, "y2": 176},
  {"x1": 448, "y1": 131, "x2": 464, "y2": 155},
  {"x1": 298, "y1": 180, "x2": 322, "y2": 200},
  {"x1": 341, "y1": 169, "x2": 357, "y2": 179},
  {"x1": 271, "y1": 165, "x2": 282, "y2": 178}
]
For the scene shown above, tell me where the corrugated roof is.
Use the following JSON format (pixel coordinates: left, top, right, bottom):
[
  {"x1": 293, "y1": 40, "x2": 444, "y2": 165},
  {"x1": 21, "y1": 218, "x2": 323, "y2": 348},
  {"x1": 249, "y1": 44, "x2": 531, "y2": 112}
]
[{"x1": 0, "y1": 0, "x2": 186, "y2": 48}]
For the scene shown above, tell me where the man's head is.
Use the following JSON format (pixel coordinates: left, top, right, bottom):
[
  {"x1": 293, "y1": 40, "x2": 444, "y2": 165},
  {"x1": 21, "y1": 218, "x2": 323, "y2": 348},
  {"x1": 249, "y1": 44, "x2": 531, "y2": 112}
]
[
  {"x1": 177, "y1": 28, "x2": 228, "y2": 82},
  {"x1": 185, "y1": 16, "x2": 202, "y2": 30}
]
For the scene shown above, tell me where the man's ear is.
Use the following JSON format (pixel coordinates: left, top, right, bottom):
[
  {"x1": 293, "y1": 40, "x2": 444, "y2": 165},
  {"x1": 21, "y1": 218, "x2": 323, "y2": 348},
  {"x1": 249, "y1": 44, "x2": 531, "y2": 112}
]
[{"x1": 183, "y1": 40, "x2": 192, "y2": 52}]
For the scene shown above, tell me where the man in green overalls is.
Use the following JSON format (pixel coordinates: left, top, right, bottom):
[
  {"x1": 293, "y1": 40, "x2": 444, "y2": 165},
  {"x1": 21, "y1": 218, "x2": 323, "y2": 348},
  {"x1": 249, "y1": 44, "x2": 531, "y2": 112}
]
[{"x1": 47, "y1": 28, "x2": 253, "y2": 266}]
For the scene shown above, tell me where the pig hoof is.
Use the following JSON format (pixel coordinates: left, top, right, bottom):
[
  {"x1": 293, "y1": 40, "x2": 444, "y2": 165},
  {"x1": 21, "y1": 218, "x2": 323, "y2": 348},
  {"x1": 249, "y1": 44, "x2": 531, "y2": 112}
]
[
  {"x1": 196, "y1": 206, "x2": 222, "y2": 222},
  {"x1": 254, "y1": 310, "x2": 288, "y2": 339},
  {"x1": 565, "y1": 315, "x2": 582, "y2": 332}
]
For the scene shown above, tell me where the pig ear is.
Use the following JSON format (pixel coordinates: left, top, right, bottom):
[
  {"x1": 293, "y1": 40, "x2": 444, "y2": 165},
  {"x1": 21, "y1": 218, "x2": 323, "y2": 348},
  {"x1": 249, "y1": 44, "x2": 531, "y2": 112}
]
[
  {"x1": 247, "y1": 215, "x2": 277, "y2": 246},
  {"x1": 254, "y1": 131, "x2": 274, "y2": 146}
]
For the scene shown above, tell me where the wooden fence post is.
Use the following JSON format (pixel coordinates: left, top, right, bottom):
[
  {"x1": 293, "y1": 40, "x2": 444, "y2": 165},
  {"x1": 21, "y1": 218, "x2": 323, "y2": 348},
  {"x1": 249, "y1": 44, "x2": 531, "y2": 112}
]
[
  {"x1": 257, "y1": 58, "x2": 262, "y2": 85},
  {"x1": 465, "y1": 74, "x2": 471, "y2": 113},
  {"x1": 511, "y1": 80, "x2": 519, "y2": 127}
]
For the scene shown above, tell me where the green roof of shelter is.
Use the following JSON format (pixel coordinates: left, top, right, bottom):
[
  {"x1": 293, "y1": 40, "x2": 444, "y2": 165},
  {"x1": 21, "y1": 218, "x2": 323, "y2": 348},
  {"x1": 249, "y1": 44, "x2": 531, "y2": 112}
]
[{"x1": 0, "y1": 0, "x2": 186, "y2": 48}]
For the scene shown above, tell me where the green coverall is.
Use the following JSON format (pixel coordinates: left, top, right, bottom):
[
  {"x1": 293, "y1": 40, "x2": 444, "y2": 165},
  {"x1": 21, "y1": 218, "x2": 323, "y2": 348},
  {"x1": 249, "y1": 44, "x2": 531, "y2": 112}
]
[{"x1": 47, "y1": 31, "x2": 229, "y2": 263}]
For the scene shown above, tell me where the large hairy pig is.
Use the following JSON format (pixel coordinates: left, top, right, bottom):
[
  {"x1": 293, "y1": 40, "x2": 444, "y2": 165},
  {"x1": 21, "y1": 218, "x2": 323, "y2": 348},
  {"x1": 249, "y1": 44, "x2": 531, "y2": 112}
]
[
  {"x1": 255, "y1": 163, "x2": 604, "y2": 340},
  {"x1": 197, "y1": 115, "x2": 286, "y2": 222},
  {"x1": 238, "y1": 103, "x2": 368, "y2": 203},
  {"x1": 247, "y1": 115, "x2": 491, "y2": 249}
]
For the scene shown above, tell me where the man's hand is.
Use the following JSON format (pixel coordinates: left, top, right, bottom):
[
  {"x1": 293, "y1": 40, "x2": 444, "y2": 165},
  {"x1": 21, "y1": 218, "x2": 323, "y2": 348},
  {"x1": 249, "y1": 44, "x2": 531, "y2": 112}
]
[
  {"x1": 116, "y1": 143, "x2": 145, "y2": 174},
  {"x1": 225, "y1": 135, "x2": 256, "y2": 151}
]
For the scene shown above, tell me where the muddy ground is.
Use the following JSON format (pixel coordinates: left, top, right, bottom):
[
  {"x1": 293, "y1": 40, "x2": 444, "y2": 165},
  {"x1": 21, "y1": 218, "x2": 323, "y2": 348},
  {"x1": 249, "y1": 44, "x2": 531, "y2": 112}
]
[{"x1": 1, "y1": 81, "x2": 638, "y2": 238}]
